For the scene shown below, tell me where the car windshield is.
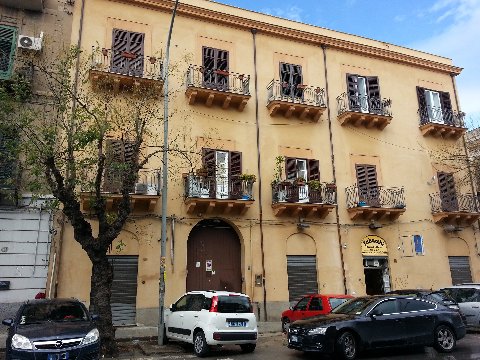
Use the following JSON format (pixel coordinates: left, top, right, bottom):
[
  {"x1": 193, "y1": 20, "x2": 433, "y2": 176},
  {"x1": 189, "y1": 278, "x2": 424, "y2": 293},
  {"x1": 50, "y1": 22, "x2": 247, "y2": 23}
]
[
  {"x1": 331, "y1": 297, "x2": 377, "y2": 315},
  {"x1": 19, "y1": 302, "x2": 88, "y2": 325},
  {"x1": 217, "y1": 296, "x2": 252, "y2": 313},
  {"x1": 428, "y1": 292, "x2": 455, "y2": 304}
]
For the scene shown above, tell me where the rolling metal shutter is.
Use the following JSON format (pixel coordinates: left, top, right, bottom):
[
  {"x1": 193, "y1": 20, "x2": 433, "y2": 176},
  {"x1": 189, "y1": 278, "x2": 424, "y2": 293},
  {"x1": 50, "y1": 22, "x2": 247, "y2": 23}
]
[
  {"x1": 108, "y1": 255, "x2": 138, "y2": 326},
  {"x1": 448, "y1": 256, "x2": 472, "y2": 285},
  {"x1": 287, "y1": 255, "x2": 318, "y2": 303}
]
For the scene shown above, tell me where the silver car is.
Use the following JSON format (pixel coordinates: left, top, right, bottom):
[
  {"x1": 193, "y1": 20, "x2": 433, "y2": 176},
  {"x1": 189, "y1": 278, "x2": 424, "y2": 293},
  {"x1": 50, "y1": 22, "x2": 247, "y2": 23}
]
[{"x1": 442, "y1": 285, "x2": 480, "y2": 330}]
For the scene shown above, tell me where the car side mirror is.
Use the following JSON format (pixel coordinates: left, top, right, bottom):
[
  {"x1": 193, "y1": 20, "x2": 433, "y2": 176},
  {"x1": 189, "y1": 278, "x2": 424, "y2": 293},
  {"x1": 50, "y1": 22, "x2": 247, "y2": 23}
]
[
  {"x1": 289, "y1": 306, "x2": 293, "y2": 311},
  {"x1": 170, "y1": 304, "x2": 177, "y2": 312},
  {"x1": 90, "y1": 314, "x2": 99, "y2": 321},
  {"x1": 2, "y1": 319, "x2": 13, "y2": 327}
]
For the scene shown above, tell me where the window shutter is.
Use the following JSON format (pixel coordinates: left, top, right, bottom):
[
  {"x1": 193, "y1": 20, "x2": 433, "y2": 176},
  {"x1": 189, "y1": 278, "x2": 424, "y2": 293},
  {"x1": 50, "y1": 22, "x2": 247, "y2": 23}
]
[
  {"x1": 356, "y1": 164, "x2": 379, "y2": 206},
  {"x1": 366, "y1": 76, "x2": 380, "y2": 98},
  {"x1": 0, "y1": 25, "x2": 17, "y2": 79},
  {"x1": 216, "y1": 49, "x2": 229, "y2": 71},
  {"x1": 307, "y1": 159, "x2": 320, "y2": 181},
  {"x1": 111, "y1": 29, "x2": 144, "y2": 77},
  {"x1": 202, "y1": 47, "x2": 215, "y2": 70},
  {"x1": 202, "y1": 148, "x2": 216, "y2": 178},
  {"x1": 202, "y1": 47, "x2": 229, "y2": 91},
  {"x1": 440, "y1": 92, "x2": 453, "y2": 125},
  {"x1": 285, "y1": 157, "x2": 297, "y2": 181},
  {"x1": 279, "y1": 63, "x2": 290, "y2": 83},
  {"x1": 347, "y1": 74, "x2": 360, "y2": 111},
  {"x1": 127, "y1": 31, "x2": 145, "y2": 77},
  {"x1": 229, "y1": 151, "x2": 242, "y2": 178},
  {"x1": 438, "y1": 171, "x2": 459, "y2": 211},
  {"x1": 416, "y1": 86, "x2": 428, "y2": 124}
]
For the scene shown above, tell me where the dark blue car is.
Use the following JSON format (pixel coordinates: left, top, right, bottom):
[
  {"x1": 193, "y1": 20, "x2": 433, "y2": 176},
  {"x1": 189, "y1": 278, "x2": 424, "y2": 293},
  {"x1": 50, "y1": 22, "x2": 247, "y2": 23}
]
[{"x1": 2, "y1": 299, "x2": 100, "y2": 360}]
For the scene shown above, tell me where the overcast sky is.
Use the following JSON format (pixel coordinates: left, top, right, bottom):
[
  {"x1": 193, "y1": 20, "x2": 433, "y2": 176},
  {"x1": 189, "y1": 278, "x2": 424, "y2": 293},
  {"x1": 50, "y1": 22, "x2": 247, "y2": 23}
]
[{"x1": 216, "y1": 0, "x2": 480, "y2": 125}]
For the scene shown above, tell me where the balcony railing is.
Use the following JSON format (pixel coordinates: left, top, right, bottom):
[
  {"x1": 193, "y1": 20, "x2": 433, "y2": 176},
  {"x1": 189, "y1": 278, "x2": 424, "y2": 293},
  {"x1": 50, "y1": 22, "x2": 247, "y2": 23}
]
[
  {"x1": 336, "y1": 92, "x2": 392, "y2": 129},
  {"x1": 186, "y1": 65, "x2": 250, "y2": 96},
  {"x1": 267, "y1": 80, "x2": 326, "y2": 108},
  {"x1": 419, "y1": 106, "x2": 465, "y2": 127},
  {"x1": 346, "y1": 185, "x2": 405, "y2": 209},
  {"x1": 429, "y1": 193, "x2": 479, "y2": 213},
  {"x1": 272, "y1": 182, "x2": 336, "y2": 205},
  {"x1": 184, "y1": 174, "x2": 254, "y2": 200},
  {"x1": 90, "y1": 47, "x2": 163, "y2": 80}
]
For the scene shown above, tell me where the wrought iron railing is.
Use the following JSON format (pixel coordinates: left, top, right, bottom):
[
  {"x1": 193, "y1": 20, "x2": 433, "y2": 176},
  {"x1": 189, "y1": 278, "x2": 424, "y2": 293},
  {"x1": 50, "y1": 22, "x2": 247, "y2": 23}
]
[
  {"x1": 418, "y1": 106, "x2": 465, "y2": 127},
  {"x1": 271, "y1": 182, "x2": 336, "y2": 205},
  {"x1": 90, "y1": 47, "x2": 163, "y2": 80},
  {"x1": 266, "y1": 80, "x2": 326, "y2": 107},
  {"x1": 82, "y1": 168, "x2": 161, "y2": 195},
  {"x1": 185, "y1": 65, "x2": 250, "y2": 95},
  {"x1": 429, "y1": 192, "x2": 479, "y2": 213},
  {"x1": 337, "y1": 92, "x2": 392, "y2": 117},
  {"x1": 184, "y1": 174, "x2": 255, "y2": 200},
  {"x1": 345, "y1": 185, "x2": 405, "y2": 209}
]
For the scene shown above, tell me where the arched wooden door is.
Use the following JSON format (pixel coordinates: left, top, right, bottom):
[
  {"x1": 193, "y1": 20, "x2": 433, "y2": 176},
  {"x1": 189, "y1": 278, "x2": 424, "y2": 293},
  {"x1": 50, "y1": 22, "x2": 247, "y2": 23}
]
[{"x1": 187, "y1": 219, "x2": 241, "y2": 292}]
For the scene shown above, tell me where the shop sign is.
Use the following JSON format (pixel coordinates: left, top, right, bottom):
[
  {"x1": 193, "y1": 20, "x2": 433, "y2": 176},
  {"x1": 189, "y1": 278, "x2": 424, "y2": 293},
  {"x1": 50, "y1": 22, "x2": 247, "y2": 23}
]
[{"x1": 361, "y1": 235, "x2": 388, "y2": 257}]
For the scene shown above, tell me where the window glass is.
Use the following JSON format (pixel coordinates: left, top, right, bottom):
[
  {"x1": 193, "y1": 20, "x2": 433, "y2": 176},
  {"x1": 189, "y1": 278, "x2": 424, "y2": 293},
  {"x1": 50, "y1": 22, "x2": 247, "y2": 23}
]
[
  {"x1": 188, "y1": 294, "x2": 205, "y2": 311},
  {"x1": 217, "y1": 295, "x2": 251, "y2": 313},
  {"x1": 294, "y1": 297, "x2": 310, "y2": 311},
  {"x1": 19, "y1": 302, "x2": 87, "y2": 325},
  {"x1": 309, "y1": 298, "x2": 323, "y2": 311},
  {"x1": 371, "y1": 300, "x2": 398, "y2": 316},
  {"x1": 296, "y1": 159, "x2": 307, "y2": 180},
  {"x1": 329, "y1": 298, "x2": 350, "y2": 310},
  {"x1": 203, "y1": 297, "x2": 212, "y2": 311},
  {"x1": 175, "y1": 295, "x2": 190, "y2": 311},
  {"x1": 332, "y1": 297, "x2": 377, "y2": 315},
  {"x1": 400, "y1": 299, "x2": 435, "y2": 312},
  {"x1": 454, "y1": 289, "x2": 480, "y2": 303}
]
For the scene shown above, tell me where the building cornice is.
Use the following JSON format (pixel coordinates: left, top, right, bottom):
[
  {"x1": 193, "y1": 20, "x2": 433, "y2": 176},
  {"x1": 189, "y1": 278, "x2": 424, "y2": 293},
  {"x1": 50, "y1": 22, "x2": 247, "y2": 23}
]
[{"x1": 119, "y1": 0, "x2": 462, "y2": 75}]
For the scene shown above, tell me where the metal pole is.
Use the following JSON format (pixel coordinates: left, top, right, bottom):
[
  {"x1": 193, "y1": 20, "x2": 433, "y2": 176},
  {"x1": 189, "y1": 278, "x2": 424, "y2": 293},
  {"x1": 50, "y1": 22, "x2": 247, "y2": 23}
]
[{"x1": 158, "y1": 0, "x2": 180, "y2": 346}]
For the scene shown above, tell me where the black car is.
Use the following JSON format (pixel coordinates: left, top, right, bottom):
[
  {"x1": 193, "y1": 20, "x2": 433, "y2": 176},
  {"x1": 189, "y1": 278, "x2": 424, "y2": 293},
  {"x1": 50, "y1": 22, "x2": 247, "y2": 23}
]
[
  {"x1": 2, "y1": 299, "x2": 100, "y2": 360},
  {"x1": 287, "y1": 295, "x2": 466, "y2": 360}
]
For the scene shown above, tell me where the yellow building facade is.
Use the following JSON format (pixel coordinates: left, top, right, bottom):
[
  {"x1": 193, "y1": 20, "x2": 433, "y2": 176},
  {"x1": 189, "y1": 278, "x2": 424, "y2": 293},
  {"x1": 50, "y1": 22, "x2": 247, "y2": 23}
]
[{"x1": 51, "y1": 0, "x2": 480, "y2": 324}]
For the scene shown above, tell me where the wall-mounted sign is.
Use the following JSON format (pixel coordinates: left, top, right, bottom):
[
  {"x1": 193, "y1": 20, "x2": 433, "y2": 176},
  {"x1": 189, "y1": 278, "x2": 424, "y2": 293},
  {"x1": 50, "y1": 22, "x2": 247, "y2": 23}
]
[
  {"x1": 206, "y1": 260, "x2": 212, "y2": 272},
  {"x1": 361, "y1": 235, "x2": 388, "y2": 257}
]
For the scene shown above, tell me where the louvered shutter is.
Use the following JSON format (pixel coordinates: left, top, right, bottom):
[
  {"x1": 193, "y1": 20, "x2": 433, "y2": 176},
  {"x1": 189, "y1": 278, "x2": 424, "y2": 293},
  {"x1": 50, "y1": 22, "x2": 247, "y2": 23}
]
[
  {"x1": 229, "y1": 151, "x2": 242, "y2": 178},
  {"x1": 307, "y1": 159, "x2": 320, "y2": 181},
  {"x1": 367, "y1": 77, "x2": 381, "y2": 114},
  {"x1": 0, "y1": 26, "x2": 16, "y2": 79},
  {"x1": 416, "y1": 87, "x2": 428, "y2": 124},
  {"x1": 202, "y1": 148, "x2": 216, "y2": 178},
  {"x1": 438, "y1": 172, "x2": 459, "y2": 211},
  {"x1": 202, "y1": 47, "x2": 229, "y2": 91},
  {"x1": 285, "y1": 157, "x2": 297, "y2": 181},
  {"x1": 347, "y1": 74, "x2": 360, "y2": 111},
  {"x1": 280, "y1": 63, "x2": 291, "y2": 96},
  {"x1": 0, "y1": 131, "x2": 16, "y2": 188},
  {"x1": 111, "y1": 29, "x2": 144, "y2": 77},
  {"x1": 279, "y1": 63, "x2": 303, "y2": 98},
  {"x1": 440, "y1": 92, "x2": 453, "y2": 125},
  {"x1": 104, "y1": 140, "x2": 123, "y2": 192},
  {"x1": 356, "y1": 164, "x2": 379, "y2": 206},
  {"x1": 292, "y1": 64, "x2": 303, "y2": 98}
]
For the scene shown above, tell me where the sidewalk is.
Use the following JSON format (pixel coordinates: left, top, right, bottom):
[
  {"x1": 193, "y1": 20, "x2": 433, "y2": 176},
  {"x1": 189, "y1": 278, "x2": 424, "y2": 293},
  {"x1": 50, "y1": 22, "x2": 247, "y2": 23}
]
[{"x1": 0, "y1": 321, "x2": 281, "y2": 353}]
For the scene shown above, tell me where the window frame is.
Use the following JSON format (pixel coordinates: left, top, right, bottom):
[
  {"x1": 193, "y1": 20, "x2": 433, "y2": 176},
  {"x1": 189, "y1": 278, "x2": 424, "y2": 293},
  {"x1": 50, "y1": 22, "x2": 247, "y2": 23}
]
[{"x1": 0, "y1": 25, "x2": 17, "y2": 80}]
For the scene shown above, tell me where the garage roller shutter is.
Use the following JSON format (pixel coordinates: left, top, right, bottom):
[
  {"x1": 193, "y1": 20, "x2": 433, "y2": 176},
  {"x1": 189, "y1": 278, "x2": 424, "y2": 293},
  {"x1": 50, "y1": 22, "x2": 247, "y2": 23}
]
[
  {"x1": 287, "y1": 255, "x2": 318, "y2": 303},
  {"x1": 448, "y1": 256, "x2": 472, "y2": 285}
]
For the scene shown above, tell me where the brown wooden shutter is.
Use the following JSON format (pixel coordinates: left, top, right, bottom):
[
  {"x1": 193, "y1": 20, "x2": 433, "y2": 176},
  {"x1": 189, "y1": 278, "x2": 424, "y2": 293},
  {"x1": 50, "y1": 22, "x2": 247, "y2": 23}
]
[
  {"x1": 202, "y1": 47, "x2": 229, "y2": 91},
  {"x1": 285, "y1": 157, "x2": 297, "y2": 181},
  {"x1": 356, "y1": 164, "x2": 379, "y2": 206},
  {"x1": 202, "y1": 148, "x2": 216, "y2": 178},
  {"x1": 438, "y1": 171, "x2": 459, "y2": 211},
  {"x1": 307, "y1": 159, "x2": 320, "y2": 181},
  {"x1": 111, "y1": 29, "x2": 144, "y2": 77},
  {"x1": 347, "y1": 74, "x2": 360, "y2": 111},
  {"x1": 104, "y1": 140, "x2": 123, "y2": 192},
  {"x1": 229, "y1": 151, "x2": 242, "y2": 178},
  {"x1": 440, "y1": 91, "x2": 453, "y2": 125},
  {"x1": 416, "y1": 86, "x2": 428, "y2": 124}
]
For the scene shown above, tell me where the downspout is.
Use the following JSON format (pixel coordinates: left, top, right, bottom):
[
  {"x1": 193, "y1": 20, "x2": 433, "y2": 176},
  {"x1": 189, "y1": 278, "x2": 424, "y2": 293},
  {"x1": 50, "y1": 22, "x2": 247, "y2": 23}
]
[
  {"x1": 251, "y1": 28, "x2": 268, "y2": 321},
  {"x1": 321, "y1": 45, "x2": 347, "y2": 294}
]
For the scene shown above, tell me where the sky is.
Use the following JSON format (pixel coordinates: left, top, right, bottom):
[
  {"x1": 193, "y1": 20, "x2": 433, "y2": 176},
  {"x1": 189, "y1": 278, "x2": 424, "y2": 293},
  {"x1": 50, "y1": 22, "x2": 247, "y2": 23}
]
[{"x1": 216, "y1": 0, "x2": 480, "y2": 125}]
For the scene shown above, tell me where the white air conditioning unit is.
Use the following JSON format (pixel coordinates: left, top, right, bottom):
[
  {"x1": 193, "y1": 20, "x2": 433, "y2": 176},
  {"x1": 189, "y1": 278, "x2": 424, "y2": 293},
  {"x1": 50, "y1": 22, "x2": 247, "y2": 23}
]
[
  {"x1": 18, "y1": 33, "x2": 43, "y2": 51},
  {"x1": 134, "y1": 182, "x2": 148, "y2": 194}
]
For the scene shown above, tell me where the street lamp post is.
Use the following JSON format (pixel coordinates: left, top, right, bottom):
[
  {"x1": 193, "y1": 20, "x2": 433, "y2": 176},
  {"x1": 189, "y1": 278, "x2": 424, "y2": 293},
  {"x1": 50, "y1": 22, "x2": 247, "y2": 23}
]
[{"x1": 158, "y1": 0, "x2": 180, "y2": 346}]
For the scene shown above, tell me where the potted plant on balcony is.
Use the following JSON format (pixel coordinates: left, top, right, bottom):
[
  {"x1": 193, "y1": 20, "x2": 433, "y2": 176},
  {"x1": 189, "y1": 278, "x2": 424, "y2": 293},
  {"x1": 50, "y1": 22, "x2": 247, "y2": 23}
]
[
  {"x1": 307, "y1": 180, "x2": 321, "y2": 191},
  {"x1": 239, "y1": 174, "x2": 256, "y2": 200},
  {"x1": 215, "y1": 69, "x2": 229, "y2": 76},
  {"x1": 294, "y1": 177, "x2": 306, "y2": 186}
]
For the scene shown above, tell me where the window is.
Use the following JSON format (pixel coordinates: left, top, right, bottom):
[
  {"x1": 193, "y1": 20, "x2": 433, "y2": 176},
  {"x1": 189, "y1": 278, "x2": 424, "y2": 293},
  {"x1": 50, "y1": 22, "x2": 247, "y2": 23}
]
[
  {"x1": 399, "y1": 299, "x2": 435, "y2": 312},
  {"x1": 308, "y1": 298, "x2": 323, "y2": 311},
  {"x1": 285, "y1": 157, "x2": 319, "y2": 182},
  {"x1": 329, "y1": 298, "x2": 350, "y2": 310},
  {"x1": 0, "y1": 25, "x2": 17, "y2": 80},
  {"x1": 294, "y1": 297, "x2": 310, "y2": 311},
  {"x1": 202, "y1": 47, "x2": 229, "y2": 91},
  {"x1": 217, "y1": 295, "x2": 251, "y2": 313},
  {"x1": 174, "y1": 295, "x2": 190, "y2": 311},
  {"x1": 280, "y1": 63, "x2": 303, "y2": 98},
  {"x1": 187, "y1": 294, "x2": 205, "y2": 311},
  {"x1": 103, "y1": 140, "x2": 136, "y2": 193},
  {"x1": 346, "y1": 74, "x2": 380, "y2": 113},
  {"x1": 111, "y1": 29, "x2": 145, "y2": 77},
  {"x1": 417, "y1": 87, "x2": 453, "y2": 125},
  {"x1": 413, "y1": 235, "x2": 424, "y2": 255},
  {"x1": 437, "y1": 171, "x2": 459, "y2": 212},
  {"x1": 355, "y1": 164, "x2": 379, "y2": 206},
  {"x1": 371, "y1": 299, "x2": 398, "y2": 316},
  {"x1": 202, "y1": 148, "x2": 242, "y2": 199}
]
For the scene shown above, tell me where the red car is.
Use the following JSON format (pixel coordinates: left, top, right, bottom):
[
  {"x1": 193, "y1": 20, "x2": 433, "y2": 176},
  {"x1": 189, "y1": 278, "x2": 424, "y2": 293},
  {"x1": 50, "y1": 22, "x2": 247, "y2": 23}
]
[{"x1": 281, "y1": 294, "x2": 354, "y2": 332}]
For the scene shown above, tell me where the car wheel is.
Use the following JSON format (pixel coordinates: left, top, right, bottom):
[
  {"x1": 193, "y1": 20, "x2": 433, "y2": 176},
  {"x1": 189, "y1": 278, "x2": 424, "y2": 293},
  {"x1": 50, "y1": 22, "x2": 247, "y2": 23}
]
[
  {"x1": 434, "y1": 325, "x2": 456, "y2": 353},
  {"x1": 240, "y1": 343, "x2": 256, "y2": 353},
  {"x1": 193, "y1": 330, "x2": 209, "y2": 357},
  {"x1": 335, "y1": 331, "x2": 357, "y2": 360},
  {"x1": 282, "y1": 317, "x2": 290, "y2": 333}
]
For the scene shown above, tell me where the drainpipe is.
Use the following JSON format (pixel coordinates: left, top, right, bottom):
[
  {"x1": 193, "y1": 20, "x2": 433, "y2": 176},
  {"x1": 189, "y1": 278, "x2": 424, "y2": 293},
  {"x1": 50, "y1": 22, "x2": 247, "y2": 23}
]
[
  {"x1": 251, "y1": 28, "x2": 268, "y2": 321},
  {"x1": 321, "y1": 45, "x2": 348, "y2": 294}
]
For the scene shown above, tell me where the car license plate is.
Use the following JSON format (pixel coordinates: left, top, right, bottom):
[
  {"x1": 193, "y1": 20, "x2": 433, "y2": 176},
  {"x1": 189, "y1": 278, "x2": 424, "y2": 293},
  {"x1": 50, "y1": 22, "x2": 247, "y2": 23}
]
[
  {"x1": 47, "y1": 353, "x2": 69, "y2": 360},
  {"x1": 227, "y1": 321, "x2": 246, "y2": 327}
]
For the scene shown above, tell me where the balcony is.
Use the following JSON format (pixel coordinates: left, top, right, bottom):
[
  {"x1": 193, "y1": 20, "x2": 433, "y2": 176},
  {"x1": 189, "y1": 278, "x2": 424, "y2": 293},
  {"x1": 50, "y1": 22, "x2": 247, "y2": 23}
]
[
  {"x1": 80, "y1": 169, "x2": 161, "y2": 213},
  {"x1": 336, "y1": 93, "x2": 393, "y2": 130},
  {"x1": 419, "y1": 106, "x2": 466, "y2": 140},
  {"x1": 89, "y1": 47, "x2": 163, "y2": 95},
  {"x1": 184, "y1": 174, "x2": 254, "y2": 215},
  {"x1": 429, "y1": 193, "x2": 480, "y2": 225},
  {"x1": 0, "y1": 0, "x2": 43, "y2": 11},
  {"x1": 185, "y1": 65, "x2": 251, "y2": 111},
  {"x1": 346, "y1": 185, "x2": 406, "y2": 221},
  {"x1": 271, "y1": 182, "x2": 336, "y2": 218},
  {"x1": 266, "y1": 80, "x2": 327, "y2": 121}
]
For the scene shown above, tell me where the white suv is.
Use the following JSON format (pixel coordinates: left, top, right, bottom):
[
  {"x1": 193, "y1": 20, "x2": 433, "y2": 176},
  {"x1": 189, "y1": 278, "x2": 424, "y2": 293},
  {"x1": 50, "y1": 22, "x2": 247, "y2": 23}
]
[
  {"x1": 164, "y1": 290, "x2": 257, "y2": 357},
  {"x1": 442, "y1": 284, "x2": 480, "y2": 330}
]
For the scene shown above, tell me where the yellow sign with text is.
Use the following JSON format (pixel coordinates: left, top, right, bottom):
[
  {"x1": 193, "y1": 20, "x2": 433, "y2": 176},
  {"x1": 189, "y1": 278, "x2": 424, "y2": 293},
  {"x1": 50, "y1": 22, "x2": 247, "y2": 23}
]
[{"x1": 361, "y1": 235, "x2": 388, "y2": 257}]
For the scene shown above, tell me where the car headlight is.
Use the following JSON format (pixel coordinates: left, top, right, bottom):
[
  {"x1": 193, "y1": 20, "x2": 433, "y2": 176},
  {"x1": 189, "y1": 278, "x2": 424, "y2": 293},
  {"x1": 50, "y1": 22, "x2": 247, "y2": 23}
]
[
  {"x1": 308, "y1": 327, "x2": 328, "y2": 335},
  {"x1": 11, "y1": 334, "x2": 33, "y2": 350},
  {"x1": 81, "y1": 328, "x2": 100, "y2": 345}
]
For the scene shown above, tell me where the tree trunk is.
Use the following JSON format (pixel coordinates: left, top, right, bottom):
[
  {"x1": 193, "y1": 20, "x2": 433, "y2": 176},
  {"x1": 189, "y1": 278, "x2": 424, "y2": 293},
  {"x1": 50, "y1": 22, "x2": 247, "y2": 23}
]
[{"x1": 90, "y1": 254, "x2": 118, "y2": 357}]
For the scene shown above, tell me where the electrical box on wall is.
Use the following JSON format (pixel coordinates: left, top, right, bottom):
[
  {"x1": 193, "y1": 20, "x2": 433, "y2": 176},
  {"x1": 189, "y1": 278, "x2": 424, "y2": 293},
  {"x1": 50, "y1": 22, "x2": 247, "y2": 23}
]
[{"x1": 255, "y1": 274, "x2": 263, "y2": 287}]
